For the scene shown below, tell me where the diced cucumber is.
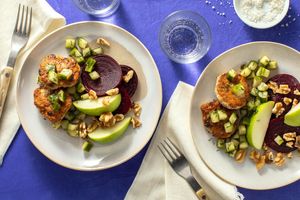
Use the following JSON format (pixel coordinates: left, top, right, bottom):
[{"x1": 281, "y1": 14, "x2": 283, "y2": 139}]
[
  {"x1": 77, "y1": 37, "x2": 88, "y2": 49},
  {"x1": 89, "y1": 71, "x2": 100, "y2": 80},
  {"x1": 229, "y1": 112, "x2": 238, "y2": 124},
  {"x1": 227, "y1": 69, "x2": 237, "y2": 81},
  {"x1": 76, "y1": 82, "x2": 86, "y2": 93},
  {"x1": 61, "y1": 120, "x2": 69, "y2": 130},
  {"x1": 259, "y1": 96, "x2": 268, "y2": 103},
  {"x1": 85, "y1": 57, "x2": 96, "y2": 72},
  {"x1": 65, "y1": 38, "x2": 76, "y2": 49},
  {"x1": 225, "y1": 141, "x2": 236, "y2": 152},
  {"x1": 81, "y1": 93, "x2": 90, "y2": 100},
  {"x1": 69, "y1": 48, "x2": 82, "y2": 57},
  {"x1": 274, "y1": 135, "x2": 284, "y2": 145},
  {"x1": 247, "y1": 99, "x2": 256, "y2": 111},
  {"x1": 75, "y1": 112, "x2": 86, "y2": 120},
  {"x1": 57, "y1": 90, "x2": 66, "y2": 102},
  {"x1": 247, "y1": 71, "x2": 255, "y2": 79},
  {"x1": 238, "y1": 125, "x2": 246, "y2": 135},
  {"x1": 259, "y1": 56, "x2": 270, "y2": 66},
  {"x1": 64, "y1": 112, "x2": 75, "y2": 121},
  {"x1": 247, "y1": 60, "x2": 258, "y2": 71},
  {"x1": 82, "y1": 47, "x2": 91, "y2": 57},
  {"x1": 256, "y1": 67, "x2": 270, "y2": 78},
  {"x1": 242, "y1": 117, "x2": 250, "y2": 125},
  {"x1": 217, "y1": 139, "x2": 225, "y2": 148},
  {"x1": 224, "y1": 122, "x2": 234, "y2": 133},
  {"x1": 257, "y1": 82, "x2": 268, "y2": 91},
  {"x1": 67, "y1": 129, "x2": 78, "y2": 137},
  {"x1": 241, "y1": 67, "x2": 251, "y2": 77},
  {"x1": 239, "y1": 135, "x2": 246, "y2": 142},
  {"x1": 217, "y1": 110, "x2": 228, "y2": 120},
  {"x1": 82, "y1": 141, "x2": 93, "y2": 152},
  {"x1": 240, "y1": 109, "x2": 247, "y2": 117},
  {"x1": 233, "y1": 133, "x2": 240, "y2": 139},
  {"x1": 67, "y1": 86, "x2": 76, "y2": 94},
  {"x1": 48, "y1": 70, "x2": 58, "y2": 84},
  {"x1": 250, "y1": 88, "x2": 258, "y2": 96},
  {"x1": 58, "y1": 68, "x2": 73, "y2": 80},
  {"x1": 253, "y1": 76, "x2": 263, "y2": 88},
  {"x1": 232, "y1": 139, "x2": 239, "y2": 148},
  {"x1": 240, "y1": 64, "x2": 247, "y2": 70},
  {"x1": 258, "y1": 91, "x2": 268, "y2": 99},
  {"x1": 46, "y1": 64, "x2": 56, "y2": 72},
  {"x1": 268, "y1": 60, "x2": 278, "y2": 70},
  {"x1": 239, "y1": 142, "x2": 249, "y2": 149},
  {"x1": 68, "y1": 123, "x2": 78, "y2": 131},
  {"x1": 228, "y1": 150, "x2": 237, "y2": 157},
  {"x1": 255, "y1": 97, "x2": 261, "y2": 107},
  {"x1": 52, "y1": 121, "x2": 61, "y2": 129},
  {"x1": 91, "y1": 47, "x2": 103, "y2": 55},
  {"x1": 74, "y1": 56, "x2": 85, "y2": 64},
  {"x1": 210, "y1": 111, "x2": 219, "y2": 123},
  {"x1": 232, "y1": 83, "x2": 245, "y2": 97}
]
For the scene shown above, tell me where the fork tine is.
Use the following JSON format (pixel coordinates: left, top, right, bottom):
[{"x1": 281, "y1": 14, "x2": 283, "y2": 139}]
[
  {"x1": 14, "y1": 4, "x2": 21, "y2": 32},
  {"x1": 19, "y1": 5, "x2": 25, "y2": 34},
  {"x1": 23, "y1": 6, "x2": 29, "y2": 35},
  {"x1": 158, "y1": 144, "x2": 173, "y2": 164},
  {"x1": 27, "y1": 7, "x2": 32, "y2": 36},
  {"x1": 166, "y1": 137, "x2": 182, "y2": 157}
]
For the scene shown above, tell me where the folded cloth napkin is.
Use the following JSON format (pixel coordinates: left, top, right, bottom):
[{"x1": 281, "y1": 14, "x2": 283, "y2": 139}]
[
  {"x1": 125, "y1": 82, "x2": 244, "y2": 200},
  {"x1": 0, "y1": 0, "x2": 65, "y2": 165}
]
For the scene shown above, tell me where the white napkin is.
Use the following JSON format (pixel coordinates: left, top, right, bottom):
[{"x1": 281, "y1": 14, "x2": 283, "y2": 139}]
[
  {"x1": 0, "y1": 0, "x2": 65, "y2": 165},
  {"x1": 125, "y1": 82, "x2": 244, "y2": 200}
]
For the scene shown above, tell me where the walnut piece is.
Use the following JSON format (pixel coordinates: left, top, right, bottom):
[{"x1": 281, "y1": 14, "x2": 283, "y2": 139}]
[
  {"x1": 114, "y1": 114, "x2": 124, "y2": 122},
  {"x1": 96, "y1": 37, "x2": 110, "y2": 47},
  {"x1": 283, "y1": 97, "x2": 292, "y2": 105},
  {"x1": 295, "y1": 136, "x2": 300, "y2": 149},
  {"x1": 274, "y1": 153, "x2": 285, "y2": 167},
  {"x1": 79, "y1": 122, "x2": 88, "y2": 138},
  {"x1": 123, "y1": 70, "x2": 134, "y2": 83},
  {"x1": 235, "y1": 149, "x2": 246, "y2": 163},
  {"x1": 293, "y1": 89, "x2": 300, "y2": 95},
  {"x1": 293, "y1": 99, "x2": 299, "y2": 107},
  {"x1": 286, "y1": 142, "x2": 294, "y2": 148},
  {"x1": 283, "y1": 132, "x2": 296, "y2": 141},
  {"x1": 131, "y1": 116, "x2": 142, "y2": 128},
  {"x1": 87, "y1": 121, "x2": 99, "y2": 133},
  {"x1": 99, "y1": 112, "x2": 116, "y2": 127},
  {"x1": 102, "y1": 96, "x2": 110, "y2": 106},
  {"x1": 106, "y1": 88, "x2": 119, "y2": 96},
  {"x1": 249, "y1": 151, "x2": 265, "y2": 170},
  {"x1": 276, "y1": 84, "x2": 291, "y2": 94},
  {"x1": 287, "y1": 152, "x2": 293, "y2": 159},
  {"x1": 264, "y1": 151, "x2": 274, "y2": 163},
  {"x1": 132, "y1": 102, "x2": 142, "y2": 117},
  {"x1": 88, "y1": 90, "x2": 98, "y2": 100},
  {"x1": 272, "y1": 102, "x2": 285, "y2": 117},
  {"x1": 267, "y1": 81, "x2": 278, "y2": 93}
]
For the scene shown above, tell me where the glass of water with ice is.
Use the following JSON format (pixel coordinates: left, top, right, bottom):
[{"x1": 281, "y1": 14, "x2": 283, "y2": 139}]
[
  {"x1": 159, "y1": 10, "x2": 212, "y2": 64},
  {"x1": 72, "y1": 0, "x2": 121, "y2": 17}
]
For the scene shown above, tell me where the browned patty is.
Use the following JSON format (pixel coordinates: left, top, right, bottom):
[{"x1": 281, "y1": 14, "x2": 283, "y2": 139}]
[
  {"x1": 200, "y1": 100, "x2": 236, "y2": 139},
  {"x1": 38, "y1": 54, "x2": 81, "y2": 89},
  {"x1": 34, "y1": 88, "x2": 72, "y2": 123},
  {"x1": 215, "y1": 73, "x2": 250, "y2": 110}
]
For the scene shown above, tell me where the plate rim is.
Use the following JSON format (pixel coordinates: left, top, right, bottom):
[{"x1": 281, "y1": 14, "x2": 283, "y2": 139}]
[
  {"x1": 16, "y1": 21, "x2": 162, "y2": 171},
  {"x1": 189, "y1": 41, "x2": 300, "y2": 189}
]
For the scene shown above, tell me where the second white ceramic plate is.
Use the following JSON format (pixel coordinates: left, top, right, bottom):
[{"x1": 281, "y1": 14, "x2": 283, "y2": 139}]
[
  {"x1": 190, "y1": 42, "x2": 300, "y2": 189},
  {"x1": 17, "y1": 21, "x2": 162, "y2": 171}
]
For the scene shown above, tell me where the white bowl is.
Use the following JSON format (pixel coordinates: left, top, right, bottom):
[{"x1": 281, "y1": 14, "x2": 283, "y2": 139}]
[{"x1": 233, "y1": 0, "x2": 290, "y2": 29}]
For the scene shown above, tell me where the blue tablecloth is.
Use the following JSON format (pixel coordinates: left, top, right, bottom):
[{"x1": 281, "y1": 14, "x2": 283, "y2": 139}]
[{"x1": 1, "y1": 0, "x2": 300, "y2": 199}]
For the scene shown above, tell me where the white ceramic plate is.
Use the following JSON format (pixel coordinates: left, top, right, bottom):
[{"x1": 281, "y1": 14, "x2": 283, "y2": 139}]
[
  {"x1": 17, "y1": 21, "x2": 162, "y2": 171},
  {"x1": 190, "y1": 42, "x2": 300, "y2": 189}
]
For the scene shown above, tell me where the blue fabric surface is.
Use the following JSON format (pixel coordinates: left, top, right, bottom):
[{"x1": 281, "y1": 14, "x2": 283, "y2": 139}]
[{"x1": 1, "y1": 0, "x2": 300, "y2": 199}]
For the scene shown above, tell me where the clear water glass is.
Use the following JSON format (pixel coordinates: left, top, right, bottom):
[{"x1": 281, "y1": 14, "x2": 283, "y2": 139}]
[
  {"x1": 159, "y1": 10, "x2": 212, "y2": 64},
  {"x1": 72, "y1": 0, "x2": 121, "y2": 17}
]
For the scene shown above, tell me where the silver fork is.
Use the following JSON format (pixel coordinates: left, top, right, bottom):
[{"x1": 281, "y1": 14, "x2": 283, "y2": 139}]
[
  {"x1": 0, "y1": 4, "x2": 32, "y2": 119},
  {"x1": 158, "y1": 137, "x2": 208, "y2": 200}
]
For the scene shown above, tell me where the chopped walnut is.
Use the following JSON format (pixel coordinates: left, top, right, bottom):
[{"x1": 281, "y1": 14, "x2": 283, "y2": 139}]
[
  {"x1": 79, "y1": 122, "x2": 88, "y2": 138},
  {"x1": 99, "y1": 112, "x2": 116, "y2": 127},
  {"x1": 235, "y1": 149, "x2": 246, "y2": 163},
  {"x1": 132, "y1": 102, "x2": 142, "y2": 117},
  {"x1": 267, "y1": 81, "x2": 278, "y2": 93},
  {"x1": 96, "y1": 37, "x2": 110, "y2": 47},
  {"x1": 264, "y1": 151, "x2": 274, "y2": 163},
  {"x1": 283, "y1": 97, "x2": 292, "y2": 105},
  {"x1": 277, "y1": 84, "x2": 291, "y2": 94},
  {"x1": 102, "y1": 96, "x2": 110, "y2": 106},
  {"x1": 106, "y1": 88, "x2": 119, "y2": 96},
  {"x1": 286, "y1": 142, "x2": 294, "y2": 148},
  {"x1": 250, "y1": 151, "x2": 265, "y2": 170},
  {"x1": 274, "y1": 153, "x2": 285, "y2": 167},
  {"x1": 292, "y1": 99, "x2": 299, "y2": 107},
  {"x1": 250, "y1": 150, "x2": 260, "y2": 162},
  {"x1": 283, "y1": 132, "x2": 296, "y2": 141},
  {"x1": 295, "y1": 136, "x2": 300, "y2": 149},
  {"x1": 114, "y1": 114, "x2": 124, "y2": 122},
  {"x1": 131, "y1": 116, "x2": 142, "y2": 128},
  {"x1": 88, "y1": 90, "x2": 98, "y2": 100},
  {"x1": 272, "y1": 102, "x2": 285, "y2": 117},
  {"x1": 287, "y1": 152, "x2": 293, "y2": 159},
  {"x1": 294, "y1": 89, "x2": 300, "y2": 95},
  {"x1": 123, "y1": 70, "x2": 134, "y2": 83},
  {"x1": 87, "y1": 121, "x2": 99, "y2": 133}
]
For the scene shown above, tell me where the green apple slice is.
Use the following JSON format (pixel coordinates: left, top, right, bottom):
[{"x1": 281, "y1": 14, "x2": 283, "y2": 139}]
[
  {"x1": 73, "y1": 94, "x2": 121, "y2": 116},
  {"x1": 247, "y1": 101, "x2": 274, "y2": 149},
  {"x1": 284, "y1": 102, "x2": 300, "y2": 126},
  {"x1": 88, "y1": 117, "x2": 131, "y2": 143}
]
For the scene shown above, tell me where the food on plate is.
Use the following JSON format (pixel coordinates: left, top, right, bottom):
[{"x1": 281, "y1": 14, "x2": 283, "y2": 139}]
[
  {"x1": 34, "y1": 88, "x2": 72, "y2": 123},
  {"x1": 38, "y1": 54, "x2": 80, "y2": 89},
  {"x1": 215, "y1": 73, "x2": 250, "y2": 109},
  {"x1": 33, "y1": 36, "x2": 142, "y2": 152},
  {"x1": 200, "y1": 55, "x2": 300, "y2": 170}
]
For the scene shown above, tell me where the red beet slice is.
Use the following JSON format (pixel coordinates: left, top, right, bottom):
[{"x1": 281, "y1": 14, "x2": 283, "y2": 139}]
[
  {"x1": 81, "y1": 55, "x2": 122, "y2": 96},
  {"x1": 114, "y1": 87, "x2": 132, "y2": 115},
  {"x1": 119, "y1": 65, "x2": 138, "y2": 97},
  {"x1": 267, "y1": 74, "x2": 300, "y2": 117},
  {"x1": 265, "y1": 118, "x2": 300, "y2": 153}
]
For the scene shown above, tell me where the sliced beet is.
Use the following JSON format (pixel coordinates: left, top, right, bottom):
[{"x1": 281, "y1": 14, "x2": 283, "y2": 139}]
[
  {"x1": 81, "y1": 55, "x2": 122, "y2": 96},
  {"x1": 119, "y1": 65, "x2": 138, "y2": 97},
  {"x1": 114, "y1": 87, "x2": 131, "y2": 115},
  {"x1": 265, "y1": 118, "x2": 300, "y2": 153},
  {"x1": 268, "y1": 74, "x2": 299, "y2": 87}
]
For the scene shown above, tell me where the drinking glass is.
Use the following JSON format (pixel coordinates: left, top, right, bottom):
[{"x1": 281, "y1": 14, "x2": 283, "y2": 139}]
[
  {"x1": 72, "y1": 0, "x2": 121, "y2": 17},
  {"x1": 159, "y1": 10, "x2": 212, "y2": 64}
]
